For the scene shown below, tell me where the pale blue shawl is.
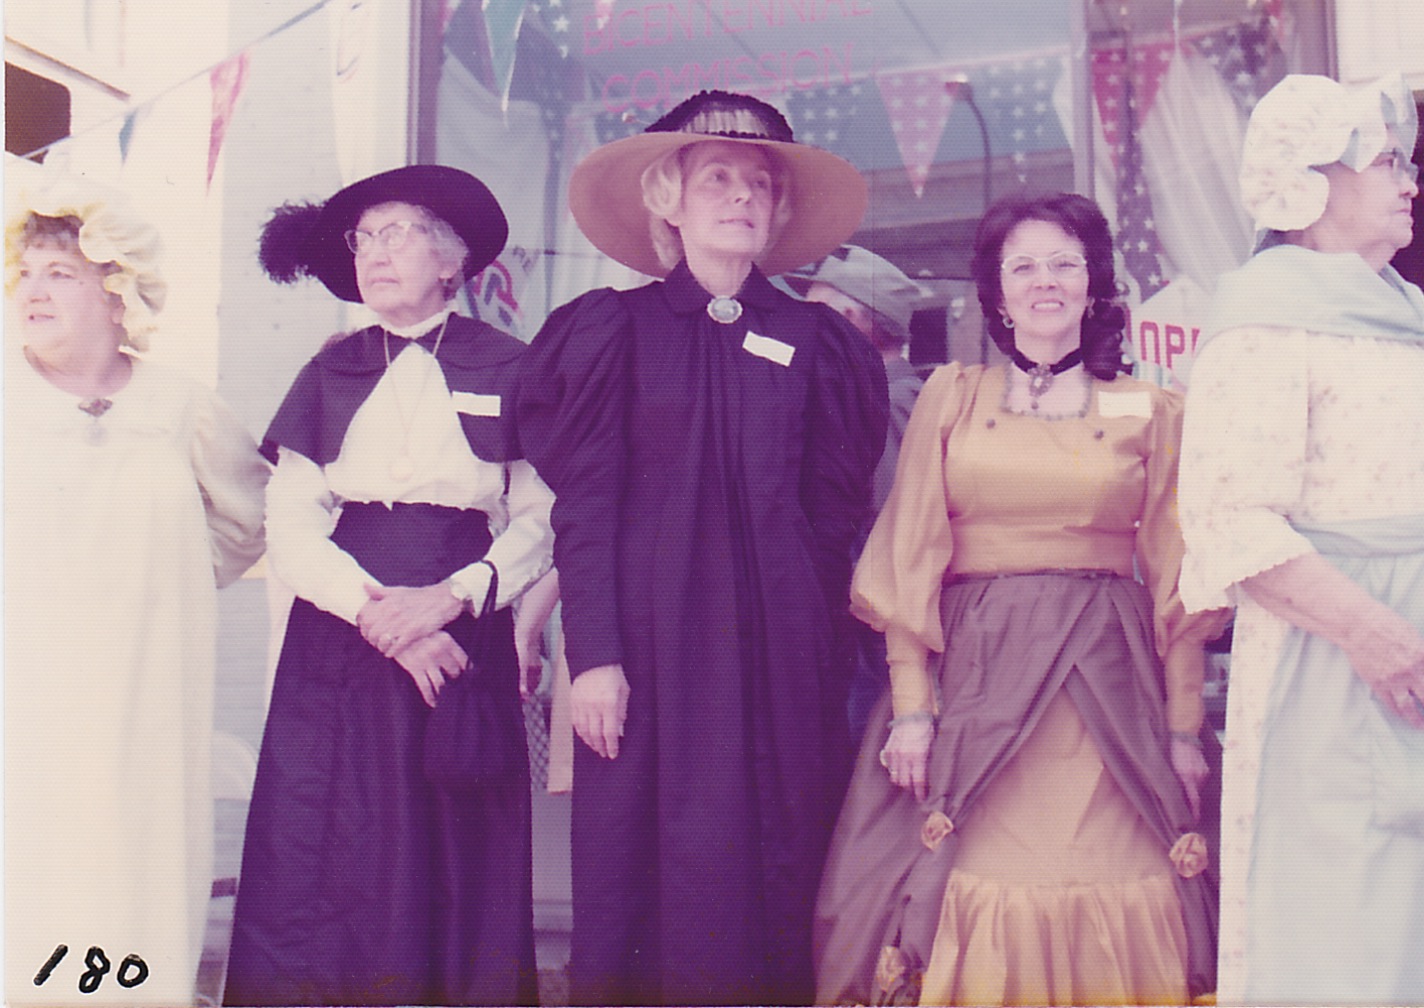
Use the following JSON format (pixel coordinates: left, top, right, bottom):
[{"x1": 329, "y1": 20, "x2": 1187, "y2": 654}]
[{"x1": 1204, "y1": 242, "x2": 1424, "y2": 346}]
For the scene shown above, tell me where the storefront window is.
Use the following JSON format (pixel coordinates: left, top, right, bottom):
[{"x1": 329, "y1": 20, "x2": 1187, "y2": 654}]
[{"x1": 423, "y1": 0, "x2": 1329, "y2": 381}]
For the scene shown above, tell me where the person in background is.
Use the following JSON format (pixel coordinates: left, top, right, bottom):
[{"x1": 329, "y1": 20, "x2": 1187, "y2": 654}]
[
  {"x1": 516, "y1": 90, "x2": 887, "y2": 1005},
  {"x1": 815, "y1": 192, "x2": 1227, "y2": 1006},
  {"x1": 788, "y1": 244, "x2": 930, "y2": 511},
  {"x1": 4, "y1": 179, "x2": 268, "y2": 1005},
  {"x1": 223, "y1": 166, "x2": 553, "y2": 1006},
  {"x1": 1178, "y1": 74, "x2": 1424, "y2": 1005},
  {"x1": 788, "y1": 244, "x2": 930, "y2": 740}
]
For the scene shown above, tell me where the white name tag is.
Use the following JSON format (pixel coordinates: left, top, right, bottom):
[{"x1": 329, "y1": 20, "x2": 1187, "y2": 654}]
[
  {"x1": 1097, "y1": 390, "x2": 1152, "y2": 419},
  {"x1": 742, "y1": 331, "x2": 795, "y2": 367},
  {"x1": 452, "y1": 391, "x2": 502, "y2": 417}
]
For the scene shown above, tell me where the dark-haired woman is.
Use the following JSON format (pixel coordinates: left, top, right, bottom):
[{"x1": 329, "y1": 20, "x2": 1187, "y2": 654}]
[{"x1": 815, "y1": 193, "x2": 1228, "y2": 1006}]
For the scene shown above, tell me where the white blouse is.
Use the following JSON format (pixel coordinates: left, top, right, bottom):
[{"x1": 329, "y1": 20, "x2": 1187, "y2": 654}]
[
  {"x1": 266, "y1": 310, "x2": 555, "y2": 624},
  {"x1": 1178, "y1": 325, "x2": 1424, "y2": 612}
]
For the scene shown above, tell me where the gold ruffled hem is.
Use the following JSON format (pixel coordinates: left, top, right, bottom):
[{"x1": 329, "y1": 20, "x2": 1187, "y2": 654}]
[{"x1": 919, "y1": 869, "x2": 1190, "y2": 1006}]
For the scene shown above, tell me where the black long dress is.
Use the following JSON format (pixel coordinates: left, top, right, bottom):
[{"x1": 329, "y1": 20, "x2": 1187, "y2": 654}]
[
  {"x1": 224, "y1": 318, "x2": 539, "y2": 1006},
  {"x1": 517, "y1": 263, "x2": 888, "y2": 1005}
]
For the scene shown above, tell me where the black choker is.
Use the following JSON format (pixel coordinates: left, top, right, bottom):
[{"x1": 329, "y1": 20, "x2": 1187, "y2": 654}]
[{"x1": 1007, "y1": 347, "x2": 1083, "y2": 407}]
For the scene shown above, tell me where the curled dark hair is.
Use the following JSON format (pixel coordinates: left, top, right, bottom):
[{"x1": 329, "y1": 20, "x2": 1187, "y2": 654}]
[{"x1": 970, "y1": 192, "x2": 1128, "y2": 380}]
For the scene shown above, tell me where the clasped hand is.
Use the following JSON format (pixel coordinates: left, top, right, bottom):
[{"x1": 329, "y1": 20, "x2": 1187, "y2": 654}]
[
  {"x1": 358, "y1": 582, "x2": 463, "y2": 657},
  {"x1": 358, "y1": 583, "x2": 468, "y2": 707},
  {"x1": 391, "y1": 631, "x2": 469, "y2": 708}
]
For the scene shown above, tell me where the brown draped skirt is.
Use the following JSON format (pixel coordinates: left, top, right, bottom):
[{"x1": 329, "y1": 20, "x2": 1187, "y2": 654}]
[{"x1": 814, "y1": 572, "x2": 1211, "y2": 1006}]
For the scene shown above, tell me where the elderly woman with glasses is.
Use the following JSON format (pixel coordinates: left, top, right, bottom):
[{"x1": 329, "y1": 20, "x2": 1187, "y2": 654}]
[
  {"x1": 223, "y1": 166, "x2": 554, "y2": 1007},
  {"x1": 1178, "y1": 75, "x2": 1424, "y2": 1005},
  {"x1": 815, "y1": 192, "x2": 1228, "y2": 1006}
]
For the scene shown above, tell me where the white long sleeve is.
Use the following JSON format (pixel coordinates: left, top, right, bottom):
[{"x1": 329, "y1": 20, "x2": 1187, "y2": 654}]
[
  {"x1": 1179, "y1": 326, "x2": 1424, "y2": 613},
  {"x1": 266, "y1": 448, "x2": 381, "y2": 624},
  {"x1": 187, "y1": 376, "x2": 270, "y2": 588},
  {"x1": 265, "y1": 321, "x2": 555, "y2": 624},
  {"x1": 447, "y1": 460, "x2": 555, "y2": 608}
]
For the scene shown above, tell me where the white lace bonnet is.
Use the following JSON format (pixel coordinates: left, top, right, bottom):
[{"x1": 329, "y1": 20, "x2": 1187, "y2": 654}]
[{"x1": 1240, "y1": 73, "x2": 1417, "y2": 233}]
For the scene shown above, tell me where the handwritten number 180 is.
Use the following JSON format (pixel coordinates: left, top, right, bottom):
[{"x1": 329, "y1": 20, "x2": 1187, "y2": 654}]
[{"x1": 34, "y1": 944, "x2": 149, "y2": 993}]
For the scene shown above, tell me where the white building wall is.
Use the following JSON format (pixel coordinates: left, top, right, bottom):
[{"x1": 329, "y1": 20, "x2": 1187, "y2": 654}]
[
  {"x1": 6, "y1": 0, "x2": 417, "y2": 392},
  {"x1": 1335, "y1": 0, "x2": 1424, "y2": 90}
]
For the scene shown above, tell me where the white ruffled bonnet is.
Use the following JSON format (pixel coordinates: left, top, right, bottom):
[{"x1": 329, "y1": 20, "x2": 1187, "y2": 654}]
[
  {"x1": 1240, "y1": 73, "x2": 1418, "y2": 233},
  {"x1": 5, "y1": 177, "x2": 167, "y2": 351}
]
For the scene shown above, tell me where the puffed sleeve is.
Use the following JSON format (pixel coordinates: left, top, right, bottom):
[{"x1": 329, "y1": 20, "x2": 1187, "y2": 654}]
[
  {"x1": 189, "y1": 382, "x2": 270, "y2": 588},
  {"x1": 801, "y1": 306, "x2": 889, "y2": 622},
  {"x1": 850, "y1": 363, "x2": 968, "y2": 716},
  {"x1": 1178, "y1": 326, "x2": 1317, "y2": 618},
  {"x1": 1134, "y1": 382, "x2": 1231, "y2": 734},
  {"x1": 516, "y1": 290, "x2": 632, "y2": 676}
]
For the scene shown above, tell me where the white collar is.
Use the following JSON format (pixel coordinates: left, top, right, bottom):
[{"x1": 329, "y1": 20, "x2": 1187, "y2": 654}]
[{"x1": 383, "y1": 306, "x2": 455, "y2": 340}]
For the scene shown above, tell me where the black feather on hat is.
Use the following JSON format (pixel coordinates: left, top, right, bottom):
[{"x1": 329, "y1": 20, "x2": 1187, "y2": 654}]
[
  {"x1": 255, "y1": 165, "x2": 508, "y2": 302},
  {"x1": 258, "y1": 202, "x2": 323, "y2": 284}
]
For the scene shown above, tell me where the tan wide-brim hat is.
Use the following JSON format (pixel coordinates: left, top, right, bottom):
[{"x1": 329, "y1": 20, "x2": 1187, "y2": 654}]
[{"x1": 568, "y1": 90, "x2": 868, "y2": 279}]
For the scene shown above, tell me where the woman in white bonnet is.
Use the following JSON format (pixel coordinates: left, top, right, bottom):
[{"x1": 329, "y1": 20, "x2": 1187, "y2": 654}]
[
  {"x1": 1178, "y1": 74, "x2": 1424, "y2": 1004},
  {"x1": 4, "y1": 179, "x2": 268, "y2": 1005}
]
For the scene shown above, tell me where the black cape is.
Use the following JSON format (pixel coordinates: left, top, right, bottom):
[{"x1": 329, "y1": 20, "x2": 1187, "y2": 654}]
[{"x1": 259, "y1": 313, "x2": 525, "y2": 467}]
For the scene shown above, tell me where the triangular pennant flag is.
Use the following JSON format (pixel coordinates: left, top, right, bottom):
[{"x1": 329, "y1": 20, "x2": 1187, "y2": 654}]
[
  {"x1": 118, "y1": 109, "x2": 139, "y2": 164},
  {"x1": 1129, "y1": 38, "x2": 1175, "y2": 117},
  {"x1": 482, "y1": 0, "x2": 529, "y2": 111},
  {"x1": 208, "y1": 52, "x2": 250, "y2": 189},
  {"x1": 1091, "y1": 40, "x2": 1173, "y2": 172},
  {"x1": 1260, "y1": 0, "x2": 1285, "y2": 44},
  {"x1": 876, "y1": 68, "x2": 959, "y2": 197}
]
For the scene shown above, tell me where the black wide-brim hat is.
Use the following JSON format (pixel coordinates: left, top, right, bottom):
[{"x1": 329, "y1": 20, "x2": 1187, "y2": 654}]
[
  {"x1": 259, "y1": 165, "x2": 508, "y2": 303},
  {"x1": 568, "y1": 90, "x2": 867, "y2": 278}
]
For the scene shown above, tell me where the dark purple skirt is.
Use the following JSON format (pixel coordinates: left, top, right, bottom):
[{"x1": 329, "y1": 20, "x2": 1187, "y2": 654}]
[{"x1": 224, "y1": 503, "x2": 536, "y2": 1006}]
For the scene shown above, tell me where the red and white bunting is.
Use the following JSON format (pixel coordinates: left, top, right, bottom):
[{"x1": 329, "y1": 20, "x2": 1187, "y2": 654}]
[{"x1": 1091, "y1": 39, "x2": 1174, "y2": 171}]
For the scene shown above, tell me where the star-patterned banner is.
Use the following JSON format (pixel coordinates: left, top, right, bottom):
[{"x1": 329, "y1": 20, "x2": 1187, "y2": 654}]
[
  {"x1": 534, "y1": 0, "x2": 574, "y2": 59},
  {"x1": 446, "y1": 0, "x2": 1285, "y2": 263},
  {"x1": 1091, "y1": 40, "x2": 1174, "y2": 172},
  {"x1": 1191, "y1": 10, "x2": 1283, "y2": 113},
  {"x1": 1094, "y1": 40, "x2": 1169, "y2": 299},
  {"x1": 785, "y1": 80, "x2": 900, "y2": 171},
  {"x1": 969, "y1": 55, "x2": 1071, "y2": 170},
  {"x1": 1090, "y1": 11, "x2": 1284, "y2": 300},
  {"x1": 1114, "y1": 116, "x2": 1168, "y2": 299},
  {"x1": 876, "y1": 68, "x2": 959, "y2": 197},
  {"x1": 783, "y1": 53, "x2": 1070, "y2": 184}
]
